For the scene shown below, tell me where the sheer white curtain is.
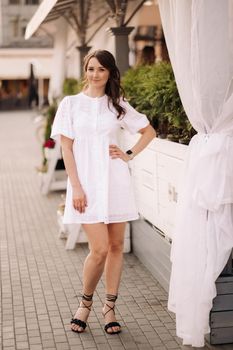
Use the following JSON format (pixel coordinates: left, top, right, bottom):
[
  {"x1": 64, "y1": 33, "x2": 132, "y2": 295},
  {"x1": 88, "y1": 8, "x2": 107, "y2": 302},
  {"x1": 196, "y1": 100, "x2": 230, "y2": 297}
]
[{"x1": 158, "y1": 0, "x2": 233, "y2": 347}]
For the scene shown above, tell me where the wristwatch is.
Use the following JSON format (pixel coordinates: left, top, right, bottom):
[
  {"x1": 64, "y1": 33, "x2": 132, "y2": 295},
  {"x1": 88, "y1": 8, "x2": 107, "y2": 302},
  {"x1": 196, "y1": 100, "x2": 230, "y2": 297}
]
[{"x1": 126, "y1": 149, "x2": 134, "y2": 160}]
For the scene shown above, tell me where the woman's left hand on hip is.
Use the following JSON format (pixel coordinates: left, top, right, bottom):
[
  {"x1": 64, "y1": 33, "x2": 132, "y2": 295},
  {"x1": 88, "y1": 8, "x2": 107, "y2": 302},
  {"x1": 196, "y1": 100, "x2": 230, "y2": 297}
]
[{"x1": 109, "y1": 144, "x2": 130, "y2": 162}]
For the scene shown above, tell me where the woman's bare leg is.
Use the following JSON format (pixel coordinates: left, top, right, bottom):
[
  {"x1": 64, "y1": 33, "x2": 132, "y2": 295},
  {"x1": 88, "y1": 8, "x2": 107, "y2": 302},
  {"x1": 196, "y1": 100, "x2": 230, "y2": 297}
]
[
  {"x1": 71, "y1": 223, "x2": 109, "y2": 332},
  {"x1": 103, "y1": 222, "x2": 126, "y2": 333}
]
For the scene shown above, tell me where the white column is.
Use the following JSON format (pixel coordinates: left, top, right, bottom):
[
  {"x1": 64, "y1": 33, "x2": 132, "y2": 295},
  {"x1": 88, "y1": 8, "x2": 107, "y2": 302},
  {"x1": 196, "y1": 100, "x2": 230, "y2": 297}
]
[
  {"x1": 48, "y1": 17, "x2": 68, "y2": 103},
  {"x1": 38, "y1": 78, "x2": 44, "y2": 108}
]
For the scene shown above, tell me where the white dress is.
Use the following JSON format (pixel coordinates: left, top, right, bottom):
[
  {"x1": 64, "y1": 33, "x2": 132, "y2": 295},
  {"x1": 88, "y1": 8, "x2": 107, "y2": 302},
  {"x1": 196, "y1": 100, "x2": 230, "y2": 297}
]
[{"x1": 51, "y1": 92, "x2": 149, "y2": 224}]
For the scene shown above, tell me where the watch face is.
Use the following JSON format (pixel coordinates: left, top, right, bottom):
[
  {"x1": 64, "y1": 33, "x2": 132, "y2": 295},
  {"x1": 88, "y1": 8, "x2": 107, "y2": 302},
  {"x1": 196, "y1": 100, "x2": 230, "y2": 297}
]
[{"x1": 126, "y1": 150, "x2": 133, "y2": 155}]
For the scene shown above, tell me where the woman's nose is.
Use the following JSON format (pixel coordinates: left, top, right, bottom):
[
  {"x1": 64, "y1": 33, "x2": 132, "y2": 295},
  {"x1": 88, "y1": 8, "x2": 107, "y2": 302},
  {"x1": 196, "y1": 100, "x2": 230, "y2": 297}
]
[{"x1": 93, "y1": 70, "x2": 99, "y2": 78}]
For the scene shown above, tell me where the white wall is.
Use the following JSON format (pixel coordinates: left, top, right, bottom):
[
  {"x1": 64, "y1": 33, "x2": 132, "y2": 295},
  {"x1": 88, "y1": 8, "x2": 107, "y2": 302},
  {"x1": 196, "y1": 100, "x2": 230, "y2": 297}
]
[{"x1": 0, "y1": 48, "x2": 53, "y2": 79}]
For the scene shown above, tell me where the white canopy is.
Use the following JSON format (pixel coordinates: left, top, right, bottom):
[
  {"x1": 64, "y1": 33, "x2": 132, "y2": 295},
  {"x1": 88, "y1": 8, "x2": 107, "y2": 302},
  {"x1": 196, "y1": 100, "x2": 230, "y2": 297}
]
[
  {"x1": 158, "y1": 0, "x2": 233, "y2": 347},
  {"x1": 25, "y1": 0, "x2": 77, "y2": 40}
]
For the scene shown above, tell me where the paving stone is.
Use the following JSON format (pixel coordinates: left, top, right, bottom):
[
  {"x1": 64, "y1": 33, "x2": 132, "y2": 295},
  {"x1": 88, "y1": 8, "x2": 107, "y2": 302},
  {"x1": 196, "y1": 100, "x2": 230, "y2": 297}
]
[
  {"x1": 42, "y1": 339, "x2": 56, "y2": 347},
  {"x1": 16, "y1": 341, "x2": 29, "y2": 349},
  {"x1": 165, "y1": 340, "x2": 181, "y2": 349},
  {"x1": 96, "y1": 344, "x2": 111, "y2": 350},
  {"x1": 3, "y1": 338, "x2": 15, "y2": 347},
  {"x1": 67, "y1": 337, "x2": 82, "y2": 345},
  {"x1": 55, "y1": 342, "x2": 70, "y2": 349},
  {"x1": 15, "y1": 334, "x2": 28, "y2": 342},
  {"x1": 28, "y1": 336, "x2": 42, "y2": 345},
  {"x1": 137, "y1": 345, "x2": 153, "y2": 350},
  {"x1": 29, "y1": 345, "x2": 43, "y2": 350},
  {"x1": 159, "y1": 333, "x2": 174, "y2": 342},
  {"x1": 2, "y1": 332, "x2": 15, "y2": 340}
]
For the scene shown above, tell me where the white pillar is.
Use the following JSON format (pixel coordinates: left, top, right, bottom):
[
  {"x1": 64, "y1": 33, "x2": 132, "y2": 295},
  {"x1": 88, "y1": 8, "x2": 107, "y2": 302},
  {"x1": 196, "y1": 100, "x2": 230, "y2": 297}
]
[
  {"x1": 48, "y1": 18, "x2": 68, "y2": 103},
  {"x1": 38, "y1": 78, "x2": 44, "y2": 108}
]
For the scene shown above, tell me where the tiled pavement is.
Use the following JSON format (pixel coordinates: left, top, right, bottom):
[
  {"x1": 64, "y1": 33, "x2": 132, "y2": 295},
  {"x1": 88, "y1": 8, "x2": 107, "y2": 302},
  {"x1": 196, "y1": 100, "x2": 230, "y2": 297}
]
[{"x1": 0, "y1": 111, "x2": 232, "y2": 350}]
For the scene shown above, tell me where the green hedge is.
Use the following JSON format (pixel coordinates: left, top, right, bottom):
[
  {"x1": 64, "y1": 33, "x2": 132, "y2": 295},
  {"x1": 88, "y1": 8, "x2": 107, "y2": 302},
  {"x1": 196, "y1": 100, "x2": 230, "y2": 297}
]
[{"x1": 122, "y1": 62, "x2": 195, "y2": 143}]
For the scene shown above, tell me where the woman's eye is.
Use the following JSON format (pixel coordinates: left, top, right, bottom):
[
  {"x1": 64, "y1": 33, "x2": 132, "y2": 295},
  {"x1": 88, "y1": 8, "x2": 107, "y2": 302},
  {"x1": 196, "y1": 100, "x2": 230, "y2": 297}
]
[{"x1": 88, "y1": 68, "x2": 94, "y2": 71}]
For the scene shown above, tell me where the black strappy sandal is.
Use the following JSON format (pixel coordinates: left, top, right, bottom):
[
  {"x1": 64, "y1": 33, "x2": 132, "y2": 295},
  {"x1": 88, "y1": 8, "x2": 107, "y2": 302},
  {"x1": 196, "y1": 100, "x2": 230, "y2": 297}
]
[
  {"x1": 103, "y1": 294, "x2": 121, "y2": 335},
  {"x1": 71, "y1": 293, "x2": 93, "y2": 333}
]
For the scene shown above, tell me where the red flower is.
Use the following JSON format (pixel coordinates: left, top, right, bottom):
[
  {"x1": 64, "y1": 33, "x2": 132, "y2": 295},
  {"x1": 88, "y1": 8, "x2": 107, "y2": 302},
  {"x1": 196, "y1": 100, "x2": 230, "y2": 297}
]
[{"x1": 43, "y1": 139, "x2": 55, "y2": 148}]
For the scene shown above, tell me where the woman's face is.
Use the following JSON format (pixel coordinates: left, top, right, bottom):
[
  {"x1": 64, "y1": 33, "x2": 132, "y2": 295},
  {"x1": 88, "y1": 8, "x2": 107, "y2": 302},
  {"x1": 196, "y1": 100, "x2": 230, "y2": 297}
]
[{"x1": 86, "y1": 57, "x2": 110, "y2": 90}]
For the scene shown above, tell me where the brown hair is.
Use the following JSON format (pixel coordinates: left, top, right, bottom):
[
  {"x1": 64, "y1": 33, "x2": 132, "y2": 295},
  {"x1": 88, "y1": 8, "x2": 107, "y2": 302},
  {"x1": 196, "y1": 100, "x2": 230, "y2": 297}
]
[{"x1": 83, "y1": 50, "x2": 125, "y2": 119}]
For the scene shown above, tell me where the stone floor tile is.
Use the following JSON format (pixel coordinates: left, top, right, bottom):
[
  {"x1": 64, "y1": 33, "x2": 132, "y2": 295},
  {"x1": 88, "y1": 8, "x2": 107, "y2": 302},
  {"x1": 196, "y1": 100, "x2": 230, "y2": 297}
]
[
  {"x1": 16, "y1": 341, "x2": 29, "y2": 349},
  {"x1": 42, "y1": 339, "x2": 56, "y2": 347},
  {"x1": 29, "y1": 345, "x2": 43, "y2": 350},
  {"x1": 165, "y1": 340, "x2": 182, "y2": 349},
  {"x1": 15, "y1": 334, "x2": 28, "y2": 343},
  {"x1": 96, "y1": 344, "x2": 111, "y2": 350},
  {"x1": 137, "y1": 345, "x2": 153, "y2": 350},
  {"x1": 28, "y1": 336, "x2": 42, "y2": 345},
  {"x1": 3, "y1": 338, "x2": 16, "y2": 347},
  {"x1": 55, "y1": 342, "x2": 70, "y2": 349},
  {"x1": 159, "y1": 333, "x2": 174, "y2": 342},
  {"x1": 2, "y1": 332, "x2": 15, "y2": 340}
]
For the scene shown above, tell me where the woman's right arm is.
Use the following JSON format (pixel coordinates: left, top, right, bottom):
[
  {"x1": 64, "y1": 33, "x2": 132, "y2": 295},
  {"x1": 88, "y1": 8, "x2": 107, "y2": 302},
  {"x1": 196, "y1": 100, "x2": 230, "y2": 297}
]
[{"x1": 61, "y1": 135, "x2": 87, "y2": 213}]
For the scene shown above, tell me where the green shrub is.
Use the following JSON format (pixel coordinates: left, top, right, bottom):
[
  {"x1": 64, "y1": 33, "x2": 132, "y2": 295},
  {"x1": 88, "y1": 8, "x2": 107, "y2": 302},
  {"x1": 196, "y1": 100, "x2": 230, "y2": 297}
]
[
  {"x1": 122, "y1": 62, "x2": 195, "y2": 142},
  {"x1": 63, "y1": 78, "x2": 83, "y2": 95}
]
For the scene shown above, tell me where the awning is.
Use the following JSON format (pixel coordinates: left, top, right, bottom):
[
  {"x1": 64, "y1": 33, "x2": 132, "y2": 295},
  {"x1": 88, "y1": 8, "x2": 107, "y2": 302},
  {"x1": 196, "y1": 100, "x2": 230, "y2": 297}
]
[{"x1": 25, "y1": 0, "x2": 77, "y2": 40}]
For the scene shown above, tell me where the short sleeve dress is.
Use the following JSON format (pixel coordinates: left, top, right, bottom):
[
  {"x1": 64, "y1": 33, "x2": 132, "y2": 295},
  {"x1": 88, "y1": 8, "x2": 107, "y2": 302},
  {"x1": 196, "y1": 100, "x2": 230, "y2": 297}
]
[{"x1": 51, "y1": 92, "x2": 149, "y2": 224}]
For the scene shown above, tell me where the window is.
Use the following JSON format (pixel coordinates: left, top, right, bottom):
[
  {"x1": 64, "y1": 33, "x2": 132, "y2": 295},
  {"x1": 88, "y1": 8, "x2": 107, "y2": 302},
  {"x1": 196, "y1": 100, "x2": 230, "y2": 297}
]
[
  {"x1": 25, "y1": 0, "x2": 39, "y2": 4},
  {"x1": 11, "y1": 17, "x2": 20, "y2": 37}
]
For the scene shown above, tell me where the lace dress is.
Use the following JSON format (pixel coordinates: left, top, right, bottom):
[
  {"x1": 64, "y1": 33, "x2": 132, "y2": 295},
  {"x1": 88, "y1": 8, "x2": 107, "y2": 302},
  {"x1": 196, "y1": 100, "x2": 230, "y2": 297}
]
[{"x1": 51, "y1": 92, "x2": 149, "y2": 224}]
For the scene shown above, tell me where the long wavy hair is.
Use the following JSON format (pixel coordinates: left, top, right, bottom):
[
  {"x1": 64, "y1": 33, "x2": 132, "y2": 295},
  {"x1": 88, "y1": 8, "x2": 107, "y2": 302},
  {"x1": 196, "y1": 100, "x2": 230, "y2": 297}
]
[{"x1": 83, "y1": 50, "x2": 125, "y2": 119}]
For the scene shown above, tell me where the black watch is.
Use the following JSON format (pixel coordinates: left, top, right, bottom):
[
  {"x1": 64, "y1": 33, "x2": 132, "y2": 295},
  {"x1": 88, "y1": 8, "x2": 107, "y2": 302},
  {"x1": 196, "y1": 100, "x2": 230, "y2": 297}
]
[{"x1": 126, "y1": 149, "x2": 134, "y2": 160}]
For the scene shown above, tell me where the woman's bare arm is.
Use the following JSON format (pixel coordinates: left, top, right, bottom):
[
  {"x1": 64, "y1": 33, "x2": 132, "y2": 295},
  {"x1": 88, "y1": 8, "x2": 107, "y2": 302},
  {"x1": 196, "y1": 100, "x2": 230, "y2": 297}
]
[
  {"x1": 60, "y1": 135, "x2": 87, "y2": 213},
  {"x1": 130, "y1": 124, "x2": 156, "y2": 157},
  {"x1": 109, "y1": 124, "x2": 156, "y2": 162}
]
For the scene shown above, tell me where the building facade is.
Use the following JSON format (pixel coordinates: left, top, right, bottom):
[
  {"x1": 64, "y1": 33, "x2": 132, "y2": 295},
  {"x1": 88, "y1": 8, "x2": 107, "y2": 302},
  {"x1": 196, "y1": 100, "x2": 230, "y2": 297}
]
[
  {"x1": 25, "y1": 0, "x2": 168, "y2": 102},
  {"x1": 0, "y1": 0, "x2": 53, "y2": 110}
]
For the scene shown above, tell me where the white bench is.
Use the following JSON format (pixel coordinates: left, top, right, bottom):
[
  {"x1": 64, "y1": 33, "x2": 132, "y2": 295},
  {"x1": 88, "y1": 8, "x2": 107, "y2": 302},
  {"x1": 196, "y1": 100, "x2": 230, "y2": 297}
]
[{"x1": 40, "y1": 143, "x2": 67, "y2": 195}]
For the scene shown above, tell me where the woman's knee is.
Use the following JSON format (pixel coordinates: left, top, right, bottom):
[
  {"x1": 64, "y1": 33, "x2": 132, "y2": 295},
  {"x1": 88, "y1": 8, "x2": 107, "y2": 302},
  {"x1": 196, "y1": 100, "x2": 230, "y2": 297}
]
[
  {"x1": 108, "y1": 240, "x2": 124, "y2": 253},
  {"x1": 90, "y1": 247, "x2": 108, "y2": 265}
]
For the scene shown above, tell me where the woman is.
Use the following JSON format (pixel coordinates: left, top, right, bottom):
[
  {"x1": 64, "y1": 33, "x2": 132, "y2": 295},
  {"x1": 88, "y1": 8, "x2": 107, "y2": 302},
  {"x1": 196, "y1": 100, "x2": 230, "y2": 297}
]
[{"x1": 51, "y1": 50, "x2": 156, "y2": 335}]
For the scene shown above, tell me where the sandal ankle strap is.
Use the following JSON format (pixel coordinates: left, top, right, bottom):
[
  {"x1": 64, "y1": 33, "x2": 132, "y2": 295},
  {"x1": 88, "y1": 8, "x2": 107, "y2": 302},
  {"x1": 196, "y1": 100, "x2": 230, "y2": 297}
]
[
  {"x1": 82, "y1": 293, "x2": 93, "y2": 302},
  {"x1": 106, "y1": 294, "x2": 117, "y2": 303}
]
